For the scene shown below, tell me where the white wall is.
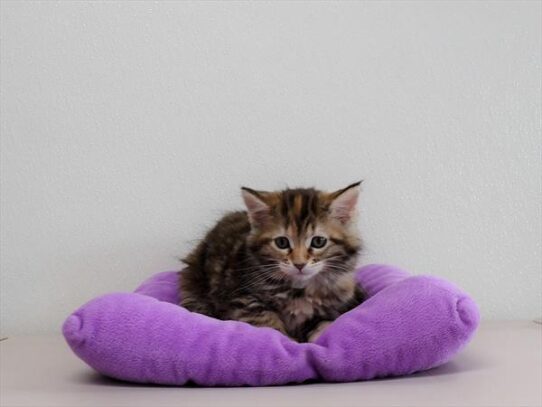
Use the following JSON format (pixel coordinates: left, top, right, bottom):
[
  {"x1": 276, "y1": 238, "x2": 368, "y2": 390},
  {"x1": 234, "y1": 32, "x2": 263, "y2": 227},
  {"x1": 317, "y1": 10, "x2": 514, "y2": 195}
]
[{"x1": 1, "y1": 1, "x2": 540, "y2": 335}]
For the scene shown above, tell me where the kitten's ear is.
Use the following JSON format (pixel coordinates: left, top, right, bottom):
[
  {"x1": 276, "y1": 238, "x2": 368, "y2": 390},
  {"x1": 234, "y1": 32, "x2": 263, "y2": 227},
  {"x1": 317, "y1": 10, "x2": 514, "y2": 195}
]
[
  {"x1": 241, "y1": 187, "x2": 273, "y2": 225},
  {"x1": 327, "y1": 181, "x2": 362, "y2": 223}
]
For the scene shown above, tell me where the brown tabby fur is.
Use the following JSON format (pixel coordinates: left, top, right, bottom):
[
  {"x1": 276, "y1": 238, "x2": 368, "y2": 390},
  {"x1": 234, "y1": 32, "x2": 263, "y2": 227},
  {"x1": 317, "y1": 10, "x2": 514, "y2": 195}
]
[{"x1": 179, "y1": 183, "x2": 365, "y2": 342}]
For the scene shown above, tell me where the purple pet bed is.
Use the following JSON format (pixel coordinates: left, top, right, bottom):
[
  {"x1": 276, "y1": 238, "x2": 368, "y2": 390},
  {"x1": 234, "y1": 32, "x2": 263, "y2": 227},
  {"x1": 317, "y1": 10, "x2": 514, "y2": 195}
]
[{"x1": 63, "y1": 264, "x2": 479, "y2": 386}]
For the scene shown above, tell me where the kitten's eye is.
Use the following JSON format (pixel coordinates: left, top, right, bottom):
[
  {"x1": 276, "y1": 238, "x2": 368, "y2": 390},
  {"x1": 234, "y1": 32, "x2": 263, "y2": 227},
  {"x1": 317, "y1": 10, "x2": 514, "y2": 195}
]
[
  {"x1": 310, "y1": 236, "x2": 327, "y2": 249},
  {"x1": 274, "y1": 236, "x2": 290, "y2": 250}
]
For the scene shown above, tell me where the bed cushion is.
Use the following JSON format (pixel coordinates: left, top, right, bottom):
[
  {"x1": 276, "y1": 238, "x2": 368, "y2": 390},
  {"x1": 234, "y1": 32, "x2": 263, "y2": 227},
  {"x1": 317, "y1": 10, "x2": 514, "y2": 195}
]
[{"x1": 62, "y1": 264, "x2": 479, "y2": 386}]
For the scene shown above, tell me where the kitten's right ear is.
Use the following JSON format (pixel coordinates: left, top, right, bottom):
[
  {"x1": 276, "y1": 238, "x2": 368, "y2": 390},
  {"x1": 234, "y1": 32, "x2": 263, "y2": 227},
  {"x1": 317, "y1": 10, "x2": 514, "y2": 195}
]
[{"x1": 241, "y1": 187, "x2": 273, "y2": 225}]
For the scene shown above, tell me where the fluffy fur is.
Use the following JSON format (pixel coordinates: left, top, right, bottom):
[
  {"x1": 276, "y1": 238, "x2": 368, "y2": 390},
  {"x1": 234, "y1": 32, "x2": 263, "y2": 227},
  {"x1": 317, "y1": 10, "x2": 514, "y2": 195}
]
[{"x1": 179, "y1": 183, "x2": 365, "y2": 342}]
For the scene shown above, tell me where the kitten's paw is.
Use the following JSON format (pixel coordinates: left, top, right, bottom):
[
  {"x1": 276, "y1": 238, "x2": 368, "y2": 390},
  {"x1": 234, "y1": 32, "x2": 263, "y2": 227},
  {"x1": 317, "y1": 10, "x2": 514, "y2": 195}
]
[{"x1": 308, "y1": 321, "x2": 333, "y2": 342}]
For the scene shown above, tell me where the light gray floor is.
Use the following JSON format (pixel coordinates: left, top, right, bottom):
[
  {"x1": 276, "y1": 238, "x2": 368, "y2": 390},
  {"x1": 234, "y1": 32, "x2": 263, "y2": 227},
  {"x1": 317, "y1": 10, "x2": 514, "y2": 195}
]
[{"x1": 1, "y1": 321, "x2": 541, "y2": 407}]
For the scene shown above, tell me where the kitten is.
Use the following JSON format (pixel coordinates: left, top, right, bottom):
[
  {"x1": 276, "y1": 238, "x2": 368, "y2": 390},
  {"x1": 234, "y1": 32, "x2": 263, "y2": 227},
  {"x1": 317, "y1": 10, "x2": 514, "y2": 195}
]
[{"x1": 179, "y1": 182, "x2": 365, "y2": 342}]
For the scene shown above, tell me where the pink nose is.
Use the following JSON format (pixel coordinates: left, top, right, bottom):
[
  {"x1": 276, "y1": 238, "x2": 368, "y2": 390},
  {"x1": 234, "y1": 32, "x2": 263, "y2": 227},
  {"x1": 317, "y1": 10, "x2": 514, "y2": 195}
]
[{"x1": 293, "y1": 263, "x2": 306, "y2": 271}]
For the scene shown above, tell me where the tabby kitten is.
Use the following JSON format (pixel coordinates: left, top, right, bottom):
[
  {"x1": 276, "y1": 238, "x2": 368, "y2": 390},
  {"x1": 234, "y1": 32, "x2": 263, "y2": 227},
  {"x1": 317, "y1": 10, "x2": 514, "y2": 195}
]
[{"x1": 179, "y1": 182, "x2": 364, "y2": 342}]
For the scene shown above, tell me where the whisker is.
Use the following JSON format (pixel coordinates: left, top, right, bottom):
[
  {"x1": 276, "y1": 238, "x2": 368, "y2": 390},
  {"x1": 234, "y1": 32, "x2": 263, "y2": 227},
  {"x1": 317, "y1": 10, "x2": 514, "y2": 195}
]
[
  {"x1": 235, "y1": 265, "x2": 277, "y2": 273},
  {"x1": 324, "y1": 265, "x2": 354, "y2": 273},
  {"x1": 231, "y1": 268, "x2": 282, "y2": 293},
  {"x1": 231, "y1": 274, "x2": 281, "y2": 295}
]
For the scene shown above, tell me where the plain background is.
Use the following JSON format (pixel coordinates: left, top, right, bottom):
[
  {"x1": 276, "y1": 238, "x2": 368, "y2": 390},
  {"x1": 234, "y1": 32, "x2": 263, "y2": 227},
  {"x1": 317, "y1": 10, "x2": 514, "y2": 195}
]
[{"x1": 1, "y1": 1, "x2": 540, "y2": 336}]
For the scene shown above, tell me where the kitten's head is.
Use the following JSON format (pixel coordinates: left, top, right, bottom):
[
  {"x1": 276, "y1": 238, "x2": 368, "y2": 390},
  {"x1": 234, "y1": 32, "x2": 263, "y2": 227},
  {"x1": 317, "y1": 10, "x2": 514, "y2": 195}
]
[{"x1": 241, "y1": 182, "x2": 362, "y2": 286}]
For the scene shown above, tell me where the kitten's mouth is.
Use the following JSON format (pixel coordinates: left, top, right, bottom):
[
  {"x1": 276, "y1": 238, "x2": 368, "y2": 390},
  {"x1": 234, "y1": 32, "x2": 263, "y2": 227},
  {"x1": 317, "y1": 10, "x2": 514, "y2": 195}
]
[
  {"x1": 279, "y1": 263, "x2": 321, "y2": 285},
  {"x1": 292, "y1": 270, "x2": 314, "y2": 279},
  {"x1": 286, "y1": 274, "x2": 309, "y2": 287}
]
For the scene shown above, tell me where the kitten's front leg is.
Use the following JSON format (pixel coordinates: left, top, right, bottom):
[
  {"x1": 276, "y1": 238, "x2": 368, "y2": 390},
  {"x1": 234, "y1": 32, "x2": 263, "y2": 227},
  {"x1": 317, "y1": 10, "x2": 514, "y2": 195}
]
[
  {"x1": 238, "y1": 312, "x2": 289, "y2": 336},
  {"x1": 307, "y1": 321, "x2": 333, "y2": 342},
  {"x1": 229, "y1": 302, "x2": 289, "y2": 337}
]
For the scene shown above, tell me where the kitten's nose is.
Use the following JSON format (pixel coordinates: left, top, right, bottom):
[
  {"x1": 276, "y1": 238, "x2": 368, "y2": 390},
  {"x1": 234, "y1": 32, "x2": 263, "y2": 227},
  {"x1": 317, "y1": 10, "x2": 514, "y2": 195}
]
[{"x1": 293, "y1": 263, "x2": 306, "y2": 272}]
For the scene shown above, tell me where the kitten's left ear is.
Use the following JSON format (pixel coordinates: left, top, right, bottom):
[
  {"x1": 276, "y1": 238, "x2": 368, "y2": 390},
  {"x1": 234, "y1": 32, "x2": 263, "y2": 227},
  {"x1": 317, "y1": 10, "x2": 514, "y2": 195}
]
[{"x1": 327, "y1": 181, "x2": 362, "y2": 223}]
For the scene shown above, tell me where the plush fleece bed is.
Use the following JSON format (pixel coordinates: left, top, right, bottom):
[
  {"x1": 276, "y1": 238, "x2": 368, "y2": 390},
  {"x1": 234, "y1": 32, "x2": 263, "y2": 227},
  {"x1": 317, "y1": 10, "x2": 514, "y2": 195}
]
[{"x1": 63, "y1": 264, "x2": 479, "y2": 386}]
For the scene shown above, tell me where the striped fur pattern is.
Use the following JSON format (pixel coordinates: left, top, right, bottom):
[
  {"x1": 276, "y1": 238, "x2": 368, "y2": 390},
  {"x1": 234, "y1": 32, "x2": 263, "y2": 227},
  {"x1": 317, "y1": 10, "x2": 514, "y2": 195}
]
[{"x1": 179, "y1": 182, "x2": 365, "y2": 342}]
